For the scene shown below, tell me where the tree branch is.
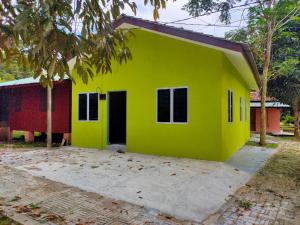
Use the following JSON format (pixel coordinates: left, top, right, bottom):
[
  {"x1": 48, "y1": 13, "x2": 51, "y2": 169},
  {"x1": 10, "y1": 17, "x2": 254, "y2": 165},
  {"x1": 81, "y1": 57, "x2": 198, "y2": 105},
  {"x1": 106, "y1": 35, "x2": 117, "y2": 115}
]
[{"x1": 275, "y1": 7, "x2": 300, "y2": 30}]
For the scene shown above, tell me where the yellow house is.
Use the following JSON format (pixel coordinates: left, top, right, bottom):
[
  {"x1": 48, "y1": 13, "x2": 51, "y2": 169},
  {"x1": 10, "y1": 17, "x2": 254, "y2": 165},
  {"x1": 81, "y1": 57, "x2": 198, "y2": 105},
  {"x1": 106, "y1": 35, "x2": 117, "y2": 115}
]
[{"x1": 71, "y1": 15, "x2": 260, "y2": 161}]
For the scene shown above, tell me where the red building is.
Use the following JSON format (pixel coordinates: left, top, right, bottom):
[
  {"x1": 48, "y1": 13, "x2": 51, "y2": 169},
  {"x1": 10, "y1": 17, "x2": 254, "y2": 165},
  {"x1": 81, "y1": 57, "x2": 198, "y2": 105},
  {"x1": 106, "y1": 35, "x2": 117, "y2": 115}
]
[
  {"x1": 0, "y1": 78, "x2": 71, "y2": 143},
  {"x1": 250, "y1": 92, "x2": 289, "y2": 134}
]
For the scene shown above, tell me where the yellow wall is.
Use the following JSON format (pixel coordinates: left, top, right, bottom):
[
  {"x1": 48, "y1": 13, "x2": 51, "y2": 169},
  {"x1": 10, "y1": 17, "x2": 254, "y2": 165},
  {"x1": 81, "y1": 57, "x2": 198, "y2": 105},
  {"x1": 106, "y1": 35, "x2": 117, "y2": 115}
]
[
  {"x1": 72, "y1": 29, "x2": 251, "y2": 161},
  {"x1": 221, "y1": 57, "x2": 251, "y2": 160}
]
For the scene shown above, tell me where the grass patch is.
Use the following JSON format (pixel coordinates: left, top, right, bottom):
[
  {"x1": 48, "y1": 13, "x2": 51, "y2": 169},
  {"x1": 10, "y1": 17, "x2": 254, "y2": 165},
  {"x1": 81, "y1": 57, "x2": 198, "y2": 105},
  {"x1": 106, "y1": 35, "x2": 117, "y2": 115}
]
[
  {"x1": 251, "y1": 142, "x2": 300, "y2": 196},
  {"x1": 0, "y1": 141, "x2": 46, "y2": 149},
  {"x1": 12, "y1": 131, "x2": 24, "y2": 140},
  {"x1": 246, "y1": 141, "x2": 278, "y2": 149},
  {"x1": 236, "y1": 199, "x2": 252, "y2": 210},
  {"x1": 0, "y1": 215, "x2": 21, "y2": 225},
  {"x1": 28, "y1": 203, "x2": 40, "y2": 210},
  {"x1": 280, "y1": 123, "x2": 294, "y2": 132},
  {"x1": 274, "y1": 135, "x2": 299, "y2": 142}
]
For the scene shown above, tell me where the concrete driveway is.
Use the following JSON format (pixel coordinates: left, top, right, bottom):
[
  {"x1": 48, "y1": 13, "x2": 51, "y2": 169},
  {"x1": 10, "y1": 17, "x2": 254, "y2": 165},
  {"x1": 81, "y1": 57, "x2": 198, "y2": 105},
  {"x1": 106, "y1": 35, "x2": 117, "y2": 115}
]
[{"x1": 0, "y1": 145, "x2": 277, "y2": 223}]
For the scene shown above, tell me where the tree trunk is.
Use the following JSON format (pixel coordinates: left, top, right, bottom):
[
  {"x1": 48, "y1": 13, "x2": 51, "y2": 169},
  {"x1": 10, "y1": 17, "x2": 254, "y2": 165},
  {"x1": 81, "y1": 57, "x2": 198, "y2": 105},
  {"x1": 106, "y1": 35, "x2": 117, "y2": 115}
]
[
  {"x1": 260, "y1": 23, "x2": 273, "y2": 146},
  {"x1": 46, "y1": 56, "x2": 57, "y2": 149},
  {"x1": 47, "y1": 85, "x2": 52, "y2": 149},
  {"x1": 292, "y1": 99, "x2": 300, "y2": 140}
]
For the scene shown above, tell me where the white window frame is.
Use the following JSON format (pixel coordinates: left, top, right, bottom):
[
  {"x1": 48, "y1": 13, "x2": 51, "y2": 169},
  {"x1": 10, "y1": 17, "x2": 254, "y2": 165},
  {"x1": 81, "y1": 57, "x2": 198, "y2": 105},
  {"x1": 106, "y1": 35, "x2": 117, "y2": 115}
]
[
  {"x1": 240, "y1": 97, "x2": 243, "y2": 121},
  {"x1": 228, "y1": 89, "x2": 234, "y2": 123},
  {"x1": 156, "y1": 87, "x2": 188, "y2": 124},
  {"x1": 78, "y1": 92, "x2": 99, "y2": 122}
]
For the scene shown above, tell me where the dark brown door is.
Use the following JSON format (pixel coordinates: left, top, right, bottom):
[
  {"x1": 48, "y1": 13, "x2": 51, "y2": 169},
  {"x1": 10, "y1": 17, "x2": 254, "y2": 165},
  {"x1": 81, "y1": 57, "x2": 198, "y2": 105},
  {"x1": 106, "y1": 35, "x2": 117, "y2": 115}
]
[
  {"x1": 108, "y1": 91, "x2": 126, "y2": 144},
  {"x1": 250, "y1": 108, "x2": 256, "y2": 131}
]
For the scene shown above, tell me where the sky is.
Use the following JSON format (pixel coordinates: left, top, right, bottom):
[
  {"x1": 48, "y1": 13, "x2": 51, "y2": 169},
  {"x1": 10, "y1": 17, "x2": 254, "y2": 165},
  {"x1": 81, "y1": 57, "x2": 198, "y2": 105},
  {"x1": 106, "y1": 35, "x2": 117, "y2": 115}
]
[{"x1": 123, "y1": 0, "x2": 250, "y2": 37}]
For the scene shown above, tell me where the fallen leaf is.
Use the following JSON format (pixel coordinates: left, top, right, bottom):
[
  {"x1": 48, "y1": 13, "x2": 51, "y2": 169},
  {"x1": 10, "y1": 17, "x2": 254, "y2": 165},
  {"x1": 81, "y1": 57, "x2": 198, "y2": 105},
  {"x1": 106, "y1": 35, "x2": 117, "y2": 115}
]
[
  {"x1": 44, "y1": 214, "x2": 64, "y2": 222},
  {"x1": 30, "y1": 208, "x2": 42, "y2": 218},
  {"x1": 15, "y1": 205, "x2": 31, "y2": 213}
]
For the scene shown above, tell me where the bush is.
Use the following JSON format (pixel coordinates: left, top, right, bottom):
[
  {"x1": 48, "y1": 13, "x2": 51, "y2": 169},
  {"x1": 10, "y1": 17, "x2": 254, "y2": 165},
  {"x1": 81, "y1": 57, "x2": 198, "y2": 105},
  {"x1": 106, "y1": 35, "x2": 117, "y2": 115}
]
[{"x1": 282, "y1": 115, "x2": 294, "y2": 124}]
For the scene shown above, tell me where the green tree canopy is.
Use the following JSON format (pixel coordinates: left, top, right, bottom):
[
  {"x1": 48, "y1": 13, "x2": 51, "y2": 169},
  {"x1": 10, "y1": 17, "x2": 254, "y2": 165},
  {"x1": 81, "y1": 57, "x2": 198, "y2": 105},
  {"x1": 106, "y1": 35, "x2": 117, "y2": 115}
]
[
  {"x1": 0, "y1": 61, "x2": 33, "y2": 82},
  {"x1": 225, "y1": 9, "x2": 300, "y2": 138},
  {"x1": 183, "y1": 0, "x2": 300, "y2": 144},
  {"x1": 0, "y1": 0, "x2": 167, "y2": 85}
]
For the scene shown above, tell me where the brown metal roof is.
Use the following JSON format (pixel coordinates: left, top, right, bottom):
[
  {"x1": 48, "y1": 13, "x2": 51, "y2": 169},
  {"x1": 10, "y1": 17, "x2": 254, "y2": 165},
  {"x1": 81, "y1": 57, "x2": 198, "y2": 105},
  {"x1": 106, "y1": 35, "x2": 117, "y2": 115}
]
[
  {"x1": 114, "y1": 15, "x2": 261, "y2": 88},
  {"x1": 250, "y1": 91, "x2": 274, "y2": 102}
]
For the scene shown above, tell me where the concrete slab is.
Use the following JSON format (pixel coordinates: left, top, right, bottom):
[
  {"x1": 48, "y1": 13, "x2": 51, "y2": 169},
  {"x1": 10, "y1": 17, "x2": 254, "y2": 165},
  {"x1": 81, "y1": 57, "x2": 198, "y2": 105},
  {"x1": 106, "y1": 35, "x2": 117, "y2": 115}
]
[{"x1": 0, "y1": 145, "x2": 277, "y2": 223}]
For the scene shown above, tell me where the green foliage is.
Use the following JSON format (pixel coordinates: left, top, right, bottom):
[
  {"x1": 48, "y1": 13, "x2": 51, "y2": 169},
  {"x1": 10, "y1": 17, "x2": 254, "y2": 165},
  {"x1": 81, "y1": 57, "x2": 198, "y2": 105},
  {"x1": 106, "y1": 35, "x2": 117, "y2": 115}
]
[
  {"x1": 247, "y1": 141, "x2": 278, "y2": 149},
  {"x1": 183, "y1": 0, "x2": 242, "y2": 24},
  {"x1": 282, "y1": 114, "x2": 295, "y2": 124},
  {"x1": 236, "y1": 199, "x2": 252, "y2": 210},
  {"x1": 0, "y1": 0, "x2": 168, "y2": 86},
  {"x1": 0, "y1": 215, "x2": 20, "y2": 225},
  {"x1": 225, "y1": 1, "x2": 300, "y2": 75},
  {"x1": 268, "y1": 76, "x2": 300, "y2": 107},
  {"x1": 0, "y1": 61, "x2": 33, "y2": 82},
  {"x1": 224, "y1": 1, "x2": 300, "y2": 108}
]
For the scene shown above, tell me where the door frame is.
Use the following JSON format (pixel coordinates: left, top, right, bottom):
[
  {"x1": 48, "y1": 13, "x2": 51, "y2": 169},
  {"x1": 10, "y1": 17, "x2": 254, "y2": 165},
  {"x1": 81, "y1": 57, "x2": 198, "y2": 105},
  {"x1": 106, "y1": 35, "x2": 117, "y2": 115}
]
[{"x1": 107, "y1": 90, "x2": 127, "y2": 145}]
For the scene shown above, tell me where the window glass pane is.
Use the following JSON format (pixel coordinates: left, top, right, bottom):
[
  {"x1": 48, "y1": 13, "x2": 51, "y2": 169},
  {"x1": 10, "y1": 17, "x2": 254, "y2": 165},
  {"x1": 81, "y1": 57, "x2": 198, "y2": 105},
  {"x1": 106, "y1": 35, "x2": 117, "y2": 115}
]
[
  {"x1": 89, "y1": 93, "x2": 98, "y2": 121},
  {"x1": 228, "y1": 90, "x2": 231, "y2": 122},
  {"x1": 157, "y1": 89, "x2": 171, "y2": 122},
  {"x1": 173, "y1": 88, "x2": 187, "y2": 122},
  {"x1": 79, "y1": 94, "x2": 87, "y2": 120}
]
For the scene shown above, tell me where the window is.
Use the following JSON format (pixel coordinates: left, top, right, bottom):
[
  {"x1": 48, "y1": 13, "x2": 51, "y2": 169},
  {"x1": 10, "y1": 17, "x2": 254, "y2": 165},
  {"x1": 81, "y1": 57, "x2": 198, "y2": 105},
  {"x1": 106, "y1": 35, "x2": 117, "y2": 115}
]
[
  {"x1": 157, "y1": 87, "x2": 188, "y2": 123},
  {"x1": 228, "y1": 90, "x2": 233, "y2": 123},
  {"x1": 245, "y1": 100, "x2": 248, "y2": 121},
  {"x1": 240, "y1": 97, "x2": 243, "y2": 121},
  {"x1": 78, "y1": 93, "x2": 98, "y2": 121}
]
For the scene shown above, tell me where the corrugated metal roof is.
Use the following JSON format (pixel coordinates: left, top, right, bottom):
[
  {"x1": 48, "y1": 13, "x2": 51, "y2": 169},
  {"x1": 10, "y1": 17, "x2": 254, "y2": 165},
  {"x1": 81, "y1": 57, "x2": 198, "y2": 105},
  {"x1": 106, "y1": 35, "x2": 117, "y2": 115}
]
[
  {"x1": 0, "y1": 77, "x2": 39, "y2": 87},
  {"x1": 0, "y1": 76, "x2": 66, "y2": 88},
  {"x1": 250, "y1": 102, "x2": 290, "y2": 108}
]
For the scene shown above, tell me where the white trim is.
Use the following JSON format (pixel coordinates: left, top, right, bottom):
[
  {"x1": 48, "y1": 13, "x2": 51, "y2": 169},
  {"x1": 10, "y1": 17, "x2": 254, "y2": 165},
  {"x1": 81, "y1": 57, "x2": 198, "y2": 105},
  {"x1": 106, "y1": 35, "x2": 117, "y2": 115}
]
[
  {"x1": 156, "y1": 86, "x2": 188, "y2": 124},
  {"x1": 78, "y1": 92, "x2": 99, "y2": 122}
]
